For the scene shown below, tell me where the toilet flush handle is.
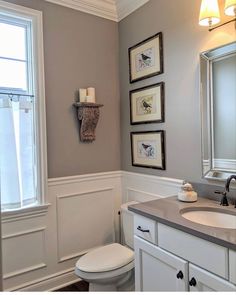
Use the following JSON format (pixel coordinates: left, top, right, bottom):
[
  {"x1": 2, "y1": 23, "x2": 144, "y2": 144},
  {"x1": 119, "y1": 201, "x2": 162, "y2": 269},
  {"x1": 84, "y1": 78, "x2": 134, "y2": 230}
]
[{"x1": 137, "y1": 226, "x2": 150, "y2": 233}]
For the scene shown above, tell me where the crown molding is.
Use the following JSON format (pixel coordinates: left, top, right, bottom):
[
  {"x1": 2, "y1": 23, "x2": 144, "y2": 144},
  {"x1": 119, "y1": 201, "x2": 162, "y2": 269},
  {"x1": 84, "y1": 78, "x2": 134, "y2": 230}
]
[
  {"x1": 45, "y1": 0, "x2": 118, "y2": 21},
  {"x1": 116, "y1": 0, "x2": 149, "y2": 21},
  {"x1": 45, "y1": 0, "x2": 150, "y2": 22}
]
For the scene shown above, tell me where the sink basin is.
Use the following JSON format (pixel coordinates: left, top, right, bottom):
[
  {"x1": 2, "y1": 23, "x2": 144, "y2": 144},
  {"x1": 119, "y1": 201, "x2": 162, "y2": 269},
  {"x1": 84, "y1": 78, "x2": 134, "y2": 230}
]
[{"x1": 181, "y1": 208, "x2": 236, "y2": 229}]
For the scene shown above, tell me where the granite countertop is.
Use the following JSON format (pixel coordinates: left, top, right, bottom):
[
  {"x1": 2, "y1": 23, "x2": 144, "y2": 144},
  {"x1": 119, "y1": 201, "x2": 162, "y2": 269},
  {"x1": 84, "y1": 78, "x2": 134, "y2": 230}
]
[{"x1": 128, "y1": 196, "x2": 236, "y2": 251}]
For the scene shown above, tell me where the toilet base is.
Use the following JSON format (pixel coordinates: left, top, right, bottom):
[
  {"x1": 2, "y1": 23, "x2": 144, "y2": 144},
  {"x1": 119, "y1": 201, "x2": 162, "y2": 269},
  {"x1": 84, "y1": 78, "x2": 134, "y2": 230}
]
[
  {"x1": 88, "y1": 269, "x2": 134, "y2": 292},
  {"x1": 89, "y1": 283, "x2": 117, "y2": 292}
]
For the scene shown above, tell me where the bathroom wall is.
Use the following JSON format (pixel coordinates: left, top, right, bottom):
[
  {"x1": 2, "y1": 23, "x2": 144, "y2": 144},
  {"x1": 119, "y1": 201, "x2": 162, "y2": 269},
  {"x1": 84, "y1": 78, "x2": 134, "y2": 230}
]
[
  {"x1": 119, "y1": 0, "x2": 236, "y2": 184},
  {"x1": 5, "y1": 0, "x2": 120, "y2": 178},
  {"x1": 1, "y1": 0, "x2": 121, "y2": 290},
  {"x1": 1, "y1": 0, "x2": 235, "y2": 291}
]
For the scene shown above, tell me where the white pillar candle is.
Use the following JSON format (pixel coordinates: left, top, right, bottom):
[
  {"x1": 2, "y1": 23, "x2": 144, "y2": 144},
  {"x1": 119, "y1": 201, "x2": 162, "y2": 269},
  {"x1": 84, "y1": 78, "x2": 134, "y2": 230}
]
[
  {"x1": 85, "y1": 95, "x2": 95, "y2": 103},
  {"x1": 87, "y1": 87, "x2": 96, "y2": 103},
  {"x1": 79, "y1": 88, "x2": 87, "y2": 102}
]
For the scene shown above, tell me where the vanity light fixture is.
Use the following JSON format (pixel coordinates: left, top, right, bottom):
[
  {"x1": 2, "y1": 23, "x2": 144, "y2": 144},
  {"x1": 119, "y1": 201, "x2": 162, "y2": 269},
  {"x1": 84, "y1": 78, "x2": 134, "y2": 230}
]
[{"x1": 199, "y1": 0, "x2": 236, "y2": 31}]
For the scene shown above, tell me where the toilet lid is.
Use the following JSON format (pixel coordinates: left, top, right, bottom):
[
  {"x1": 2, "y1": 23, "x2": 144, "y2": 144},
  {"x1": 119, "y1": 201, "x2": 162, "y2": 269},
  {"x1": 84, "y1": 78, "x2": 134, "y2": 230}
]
[{"x1": 76, "y1": 243, "x2": 134, "y2": 273}]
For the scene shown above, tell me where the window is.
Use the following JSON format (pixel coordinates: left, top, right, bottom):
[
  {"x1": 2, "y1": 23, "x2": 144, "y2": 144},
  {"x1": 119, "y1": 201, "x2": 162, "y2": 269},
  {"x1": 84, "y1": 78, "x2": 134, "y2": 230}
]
[{"x1": 0, "y1": 2, "x2": 47, "y2": 211}]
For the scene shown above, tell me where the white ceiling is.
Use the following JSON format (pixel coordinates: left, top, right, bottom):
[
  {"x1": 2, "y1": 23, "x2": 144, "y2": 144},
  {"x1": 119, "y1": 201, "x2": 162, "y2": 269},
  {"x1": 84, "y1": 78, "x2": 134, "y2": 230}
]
[{"x1": 45, "y1": 0, "x2": 149, "y2": 22}]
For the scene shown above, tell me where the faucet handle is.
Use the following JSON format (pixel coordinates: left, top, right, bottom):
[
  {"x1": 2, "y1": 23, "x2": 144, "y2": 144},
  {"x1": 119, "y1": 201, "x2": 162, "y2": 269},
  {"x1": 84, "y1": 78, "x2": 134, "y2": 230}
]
[{"x1": 214, "y1": 190, "x2": 229, "y2": 206}]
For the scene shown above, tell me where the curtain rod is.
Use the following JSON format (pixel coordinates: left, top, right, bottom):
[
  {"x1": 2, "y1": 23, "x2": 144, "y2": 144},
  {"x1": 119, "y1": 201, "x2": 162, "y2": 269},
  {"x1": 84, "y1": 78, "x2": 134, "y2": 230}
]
[{"x1": 0, "y1": 92, "x2": 34, "y2": 98}]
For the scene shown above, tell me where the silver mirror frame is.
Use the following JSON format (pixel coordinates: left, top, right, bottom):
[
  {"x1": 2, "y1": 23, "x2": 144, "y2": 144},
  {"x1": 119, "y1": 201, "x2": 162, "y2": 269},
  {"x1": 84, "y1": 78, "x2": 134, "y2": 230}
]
[{"x1": 200, "y1": 41, "x2": 236, "y2": 181}]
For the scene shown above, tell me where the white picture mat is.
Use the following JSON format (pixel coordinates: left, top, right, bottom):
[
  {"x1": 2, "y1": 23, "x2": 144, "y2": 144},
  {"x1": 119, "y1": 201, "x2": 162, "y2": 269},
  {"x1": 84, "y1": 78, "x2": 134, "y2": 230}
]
[
  {"x1": 130, "y1": 37, "x2": 160, "y2": 81},
  {"x1": 131, "y1": 86, "x2": 161, "y2": 122},
  {"x1": 132, "y1": 133, "x2": 163, "y2": 167}
]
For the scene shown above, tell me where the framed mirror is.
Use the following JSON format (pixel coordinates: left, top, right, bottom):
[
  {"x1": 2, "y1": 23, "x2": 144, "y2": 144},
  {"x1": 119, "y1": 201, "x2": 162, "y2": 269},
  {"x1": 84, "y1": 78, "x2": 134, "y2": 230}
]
[{"x1": 200, "y1": 42, "x2": 236, "y2": 181}]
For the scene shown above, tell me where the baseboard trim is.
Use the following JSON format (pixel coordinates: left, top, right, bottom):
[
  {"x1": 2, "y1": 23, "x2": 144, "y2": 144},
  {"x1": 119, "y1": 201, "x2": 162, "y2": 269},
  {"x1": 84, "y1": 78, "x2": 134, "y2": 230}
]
[{"x1": 5, "y1": 268, "x2": 80, "y2": 292}]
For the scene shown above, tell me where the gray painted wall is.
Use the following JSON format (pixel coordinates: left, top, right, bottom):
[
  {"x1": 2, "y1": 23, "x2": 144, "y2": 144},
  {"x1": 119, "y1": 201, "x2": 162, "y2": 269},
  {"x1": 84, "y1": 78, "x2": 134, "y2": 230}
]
[
  {"x1": 5, "y1": 0, "x2": 120, "y2": 178},
  {"x1": 119, "y1": 0, "x2": 236, "y2": 184}
]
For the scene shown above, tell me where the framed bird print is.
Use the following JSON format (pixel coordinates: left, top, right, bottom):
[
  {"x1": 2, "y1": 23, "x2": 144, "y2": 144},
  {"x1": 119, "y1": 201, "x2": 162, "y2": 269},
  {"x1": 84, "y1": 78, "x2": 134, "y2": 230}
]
[
  {"x1": 131, "y1": 131, "x2": 165, "y2": 170},
  {"x1": 129, "y1": 32, "x2": 163, "y2": 83},
  {"x1": 130, "y1": 82, "x2": 165, "y2": 125}
]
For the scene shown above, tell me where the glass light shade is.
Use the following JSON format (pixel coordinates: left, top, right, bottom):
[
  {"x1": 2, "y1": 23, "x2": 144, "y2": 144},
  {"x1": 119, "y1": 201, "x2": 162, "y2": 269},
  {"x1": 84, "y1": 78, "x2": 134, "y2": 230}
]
[
  {"x1": 224, "y1": 0, "x2": 236, "y2": 16},
  {"x1": 199, "y1": 0, "x2": 220, "y2": 26}
]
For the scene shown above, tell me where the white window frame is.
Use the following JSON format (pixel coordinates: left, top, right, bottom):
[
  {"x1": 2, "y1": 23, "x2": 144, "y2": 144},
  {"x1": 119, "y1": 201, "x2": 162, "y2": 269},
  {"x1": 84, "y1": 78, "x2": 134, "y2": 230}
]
[{"x1": 0, "y1": 1, "x2": 48, "y2": 215}]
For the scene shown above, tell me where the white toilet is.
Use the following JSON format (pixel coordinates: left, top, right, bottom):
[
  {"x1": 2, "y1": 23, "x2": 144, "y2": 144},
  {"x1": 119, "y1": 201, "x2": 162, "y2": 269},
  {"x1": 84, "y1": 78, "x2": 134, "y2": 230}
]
[{"x1": 75, "y1": 201, "x2": 138, "y2": 291}]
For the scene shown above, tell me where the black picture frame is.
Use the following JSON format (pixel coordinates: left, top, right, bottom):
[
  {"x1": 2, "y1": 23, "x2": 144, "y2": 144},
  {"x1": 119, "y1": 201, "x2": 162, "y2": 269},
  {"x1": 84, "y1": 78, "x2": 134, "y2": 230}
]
[
  {"x1": 130, "y1": 82, "x2": 165, "y2": 125},
  {"x1": 128, "y1": 32, "x2": 164, "y2": 83},
  {"x1": 130, "y1": 130, "x2": 166, "y2": 170}
]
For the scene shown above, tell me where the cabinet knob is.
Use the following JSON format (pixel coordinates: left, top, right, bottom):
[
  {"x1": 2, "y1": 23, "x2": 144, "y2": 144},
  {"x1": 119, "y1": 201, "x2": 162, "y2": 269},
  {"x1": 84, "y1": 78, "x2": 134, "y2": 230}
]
[
  {"x1": 189, "y1": 277, "x2": 197, "y2": 287},
  {"x1": 176, "y1": 270, "x2": 184, "y2": 279},
  {"x1": 137, "y1": 226, "x2": 150, "y2": 233}
]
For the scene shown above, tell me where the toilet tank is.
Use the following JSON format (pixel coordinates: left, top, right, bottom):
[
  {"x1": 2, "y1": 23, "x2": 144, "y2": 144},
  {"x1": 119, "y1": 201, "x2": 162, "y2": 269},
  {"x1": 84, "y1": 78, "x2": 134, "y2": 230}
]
[{"x1": 120, "y1": 201, "x2": 139, "y2": 249}]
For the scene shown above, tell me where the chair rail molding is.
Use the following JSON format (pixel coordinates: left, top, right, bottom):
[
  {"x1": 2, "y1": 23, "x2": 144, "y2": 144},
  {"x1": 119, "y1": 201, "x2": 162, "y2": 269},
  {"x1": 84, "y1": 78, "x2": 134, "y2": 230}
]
[{"x1": 48, "y1": 170, "x2": 122, "y2": 186}]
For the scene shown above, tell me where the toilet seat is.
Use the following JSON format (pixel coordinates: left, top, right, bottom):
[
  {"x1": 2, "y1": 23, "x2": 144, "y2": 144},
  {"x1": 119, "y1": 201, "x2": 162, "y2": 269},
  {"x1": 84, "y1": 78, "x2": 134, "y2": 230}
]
[{"x1": 76, "y1": 243, "x2": 134, "y2": 273}]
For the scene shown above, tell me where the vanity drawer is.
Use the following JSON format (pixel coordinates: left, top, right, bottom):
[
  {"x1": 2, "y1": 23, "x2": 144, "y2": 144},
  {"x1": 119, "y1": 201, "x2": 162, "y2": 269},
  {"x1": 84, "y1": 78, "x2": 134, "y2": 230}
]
[
  {"x1": 158, "y1": 223, "x2": 228, "y2": 279},
  {"x1": 134, "y1": 214, "x2": 157, "y2": 244},
  {"x1": 229, "y1": 250, "x2": 236, "y2": 285}
]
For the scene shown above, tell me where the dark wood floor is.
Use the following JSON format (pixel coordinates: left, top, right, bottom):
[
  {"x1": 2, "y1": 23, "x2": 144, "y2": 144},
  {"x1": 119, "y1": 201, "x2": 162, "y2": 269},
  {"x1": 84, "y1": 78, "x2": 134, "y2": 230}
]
[{"x1": 55, "y1": 280, "x2": 89, "y2": 292}]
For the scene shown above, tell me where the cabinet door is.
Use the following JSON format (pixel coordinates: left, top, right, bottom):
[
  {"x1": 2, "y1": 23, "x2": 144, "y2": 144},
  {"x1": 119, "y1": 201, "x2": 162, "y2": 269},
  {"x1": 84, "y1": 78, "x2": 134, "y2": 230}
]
[
  {"x1": 189, "y1": 264, "x2": 236, "y2": 292},
  {"x1": 134, "y1": 236, "x2": 188, "y2": 291}
]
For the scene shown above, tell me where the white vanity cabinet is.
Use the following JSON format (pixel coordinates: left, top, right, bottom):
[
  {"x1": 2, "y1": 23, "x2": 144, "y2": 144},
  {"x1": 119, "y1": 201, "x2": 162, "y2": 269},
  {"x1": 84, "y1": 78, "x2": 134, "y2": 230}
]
[
  {"x1": 189, "y1": 264, "x2": 236, "y2": 292},
  {"x1": 134, "y1": 236, "x2": 188, "y2": 291},
  {"x1": 134, "y1": 215, "x2": 236, "y2": 292}
]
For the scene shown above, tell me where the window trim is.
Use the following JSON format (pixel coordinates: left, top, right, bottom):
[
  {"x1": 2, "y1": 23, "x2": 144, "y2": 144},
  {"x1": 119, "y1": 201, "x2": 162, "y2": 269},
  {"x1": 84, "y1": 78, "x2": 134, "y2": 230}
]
[
  {"x1": 0, "y1": 1, "x2": 48, "y2": 212},
  {"x1": 1, "y1": 203, "x2": 51, "y2": 223}
]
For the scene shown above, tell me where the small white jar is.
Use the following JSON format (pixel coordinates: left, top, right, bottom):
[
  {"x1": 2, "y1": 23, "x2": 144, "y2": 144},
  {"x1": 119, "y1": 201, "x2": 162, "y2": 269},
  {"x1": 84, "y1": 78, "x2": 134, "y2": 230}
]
[{"x1": 178, "y1": 182, "x2": 198, "y2": 202}]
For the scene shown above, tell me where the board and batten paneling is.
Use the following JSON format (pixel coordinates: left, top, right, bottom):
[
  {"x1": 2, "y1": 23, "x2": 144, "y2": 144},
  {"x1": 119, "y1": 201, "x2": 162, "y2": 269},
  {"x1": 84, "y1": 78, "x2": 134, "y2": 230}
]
[
  {"x1": 122, "y1": 171, "x2": 183, "y2": 203},
  {"x1": 2, "y1": 228, "x2": 47, "y2": 279},
  {"x1": 56, "y1": 188, "x2": 115, "y2": 262}
]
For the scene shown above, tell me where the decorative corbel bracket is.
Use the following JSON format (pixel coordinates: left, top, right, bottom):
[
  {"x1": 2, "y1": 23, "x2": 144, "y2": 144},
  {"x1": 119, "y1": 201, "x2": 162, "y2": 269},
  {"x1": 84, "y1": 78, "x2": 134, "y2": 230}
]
[{"x1": 73, "y1": 102, "x2": 103, "y2": 142}]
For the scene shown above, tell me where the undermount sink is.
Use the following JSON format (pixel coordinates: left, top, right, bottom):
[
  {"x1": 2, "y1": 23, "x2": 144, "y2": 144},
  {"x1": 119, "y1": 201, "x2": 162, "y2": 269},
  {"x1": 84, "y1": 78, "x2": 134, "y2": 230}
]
[{"x1": 181, "y1": 208, "x2": 236, "y2": 229}]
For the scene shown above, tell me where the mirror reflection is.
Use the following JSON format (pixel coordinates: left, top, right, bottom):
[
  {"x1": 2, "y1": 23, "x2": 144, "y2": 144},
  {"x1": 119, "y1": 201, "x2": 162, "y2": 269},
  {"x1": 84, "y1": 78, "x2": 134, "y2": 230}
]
[{"x1": 200, "y1": 42, "x2": 236, "y2": 180}]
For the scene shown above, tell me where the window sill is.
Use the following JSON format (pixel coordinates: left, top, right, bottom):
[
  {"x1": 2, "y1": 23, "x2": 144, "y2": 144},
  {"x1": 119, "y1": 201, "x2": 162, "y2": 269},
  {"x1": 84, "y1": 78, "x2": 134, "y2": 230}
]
[{"x1": 1, "y1": 203, "x2": 50, "y2": 223}]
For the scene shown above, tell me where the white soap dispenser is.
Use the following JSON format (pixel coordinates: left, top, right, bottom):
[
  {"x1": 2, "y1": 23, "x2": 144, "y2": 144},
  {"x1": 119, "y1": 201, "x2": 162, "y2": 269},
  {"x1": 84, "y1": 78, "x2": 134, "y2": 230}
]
[{"x1": 178, "y1": 181, "x2": 198, "y2": 202}]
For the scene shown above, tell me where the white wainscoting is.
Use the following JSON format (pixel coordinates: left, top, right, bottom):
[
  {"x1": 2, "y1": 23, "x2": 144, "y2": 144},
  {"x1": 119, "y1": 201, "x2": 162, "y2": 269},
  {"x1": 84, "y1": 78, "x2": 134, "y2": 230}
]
[
  {"x1": 1, "y1": 170, "x2": 182, "y2": 291},
  {"x1": 122, "y1": 171, "x2": 183, "y2": 203},
  {"x1": 2, "y1": 227, "x2": 47, "y2": 279},
  {"x1": 56, "y1": 187, "x2": 115, "y2": 262},
  {"x1": 2, "y1": 171, "x2": 122, "y2": 291}
]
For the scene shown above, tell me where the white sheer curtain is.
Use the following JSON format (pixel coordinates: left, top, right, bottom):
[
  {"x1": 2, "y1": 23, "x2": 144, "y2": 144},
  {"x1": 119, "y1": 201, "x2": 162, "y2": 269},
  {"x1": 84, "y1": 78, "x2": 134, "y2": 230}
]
[{"x1": 0, "y1": 96, "x2": 35, "y2": 210}]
